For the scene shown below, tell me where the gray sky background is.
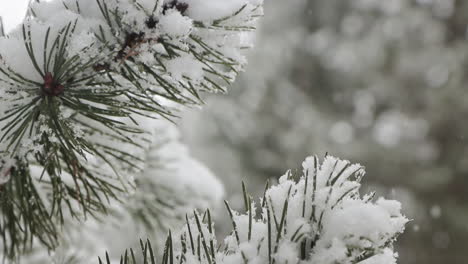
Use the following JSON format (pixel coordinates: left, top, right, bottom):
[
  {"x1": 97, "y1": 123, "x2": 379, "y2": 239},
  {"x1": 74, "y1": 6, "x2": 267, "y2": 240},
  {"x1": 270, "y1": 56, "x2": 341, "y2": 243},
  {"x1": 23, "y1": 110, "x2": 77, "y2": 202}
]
[{"x1": 0, "y1": 0, "x2": 31, "y2": 33}]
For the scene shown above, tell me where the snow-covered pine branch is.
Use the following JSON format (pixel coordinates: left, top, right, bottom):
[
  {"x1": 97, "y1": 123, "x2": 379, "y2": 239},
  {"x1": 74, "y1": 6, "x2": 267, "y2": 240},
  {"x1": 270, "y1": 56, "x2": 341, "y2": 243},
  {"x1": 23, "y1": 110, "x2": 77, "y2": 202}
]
[
  {"x1": 0, "y1": 0, "x2": 262, "y2": 258},
  {"x1": 102, "y1": 155, "x2": 408, "y2": 264}
]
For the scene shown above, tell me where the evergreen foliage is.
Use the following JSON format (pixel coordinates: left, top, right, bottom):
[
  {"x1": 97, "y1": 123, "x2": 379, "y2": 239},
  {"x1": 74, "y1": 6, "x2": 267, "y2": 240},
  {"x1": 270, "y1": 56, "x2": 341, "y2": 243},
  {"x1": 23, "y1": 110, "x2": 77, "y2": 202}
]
[
  {"x1": 0, "y1": 0, "x2": 262, "y2": 258},
  {"x1": 100, "y1": 156, "x2": 407, "y2": 264},
  {"x1": 0, "y1": 2, "x2": 411, "y2": 263}
]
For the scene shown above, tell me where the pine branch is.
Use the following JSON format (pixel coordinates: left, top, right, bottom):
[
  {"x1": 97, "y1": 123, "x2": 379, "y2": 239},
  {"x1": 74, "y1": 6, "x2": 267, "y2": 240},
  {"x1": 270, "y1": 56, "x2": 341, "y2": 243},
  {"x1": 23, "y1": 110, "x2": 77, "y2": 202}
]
[
  {"x1": 92, "y1": 0, "x2": 261, "y2": 110},
  {"x1": 99, "y1": 155, "x2": 407, "y2": 264},
  {"x1": 0, "y1": 21, "x2": 145, "y2": 256},
  {"x1": 0, "y1": 0, "x2": 263, "y2": 258}
]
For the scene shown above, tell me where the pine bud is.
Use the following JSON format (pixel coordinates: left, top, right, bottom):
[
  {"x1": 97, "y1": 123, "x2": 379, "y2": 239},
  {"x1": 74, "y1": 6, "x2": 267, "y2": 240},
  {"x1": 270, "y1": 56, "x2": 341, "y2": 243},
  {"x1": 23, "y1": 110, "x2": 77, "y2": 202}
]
[{"x1": 42, "y1": 72, "x2": 64, "y2": 96}]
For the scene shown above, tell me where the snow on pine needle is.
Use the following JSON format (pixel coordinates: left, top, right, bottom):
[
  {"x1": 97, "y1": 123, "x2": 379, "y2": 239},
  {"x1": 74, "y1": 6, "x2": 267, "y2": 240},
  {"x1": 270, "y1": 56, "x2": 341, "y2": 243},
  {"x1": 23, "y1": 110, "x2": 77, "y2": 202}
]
[
  {"x1": 103, "y1": 155, "x2": 408, "y2": 264},
  {"x1": 0, "y1": 0, "x2": 263, "y2": 258}
]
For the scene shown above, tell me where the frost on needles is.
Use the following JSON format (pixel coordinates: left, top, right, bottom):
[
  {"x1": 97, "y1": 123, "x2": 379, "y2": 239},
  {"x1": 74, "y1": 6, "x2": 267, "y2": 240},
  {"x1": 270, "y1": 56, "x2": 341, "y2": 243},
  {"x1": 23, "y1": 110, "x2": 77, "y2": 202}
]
[
  {"x1": 102, "y1": 156, "x2": 408, "y2": 264},
  {"x1": 0, "y1": 0, "x2": 263, "y2": 257}
]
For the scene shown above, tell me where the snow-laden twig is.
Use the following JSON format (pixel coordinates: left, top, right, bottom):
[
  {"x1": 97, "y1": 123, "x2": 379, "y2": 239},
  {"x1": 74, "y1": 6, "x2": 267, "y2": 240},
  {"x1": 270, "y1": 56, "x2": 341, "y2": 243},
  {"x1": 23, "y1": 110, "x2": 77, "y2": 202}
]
[
  {"x1": 0, "y1": 0, "x2": 263, "y2": 258},
  {"x1": 102, "y1": 155, "x2": 408, "y2": 264}
]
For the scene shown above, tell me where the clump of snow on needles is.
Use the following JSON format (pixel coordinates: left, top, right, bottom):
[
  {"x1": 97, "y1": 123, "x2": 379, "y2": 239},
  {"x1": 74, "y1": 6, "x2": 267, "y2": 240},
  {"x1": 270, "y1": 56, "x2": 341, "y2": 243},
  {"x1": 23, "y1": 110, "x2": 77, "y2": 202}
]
[{"x1": 168, "y1": 155, "x2": 408, "y2": 264}]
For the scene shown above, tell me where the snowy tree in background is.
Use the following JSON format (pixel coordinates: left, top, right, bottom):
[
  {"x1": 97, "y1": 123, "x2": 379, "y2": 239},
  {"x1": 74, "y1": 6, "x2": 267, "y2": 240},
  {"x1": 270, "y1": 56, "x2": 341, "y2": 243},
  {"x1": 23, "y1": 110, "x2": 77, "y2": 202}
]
[{"x1": 0, "y1": 0, "x2": 410, "y2": 263}]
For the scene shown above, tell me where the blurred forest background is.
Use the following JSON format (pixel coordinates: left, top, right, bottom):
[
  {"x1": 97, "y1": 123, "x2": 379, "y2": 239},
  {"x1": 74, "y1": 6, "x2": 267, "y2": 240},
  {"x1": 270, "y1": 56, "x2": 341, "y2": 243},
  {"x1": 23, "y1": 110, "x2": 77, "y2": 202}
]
[{"x1": 180, "y1": 0, "x2": 468, "y2": 263}]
